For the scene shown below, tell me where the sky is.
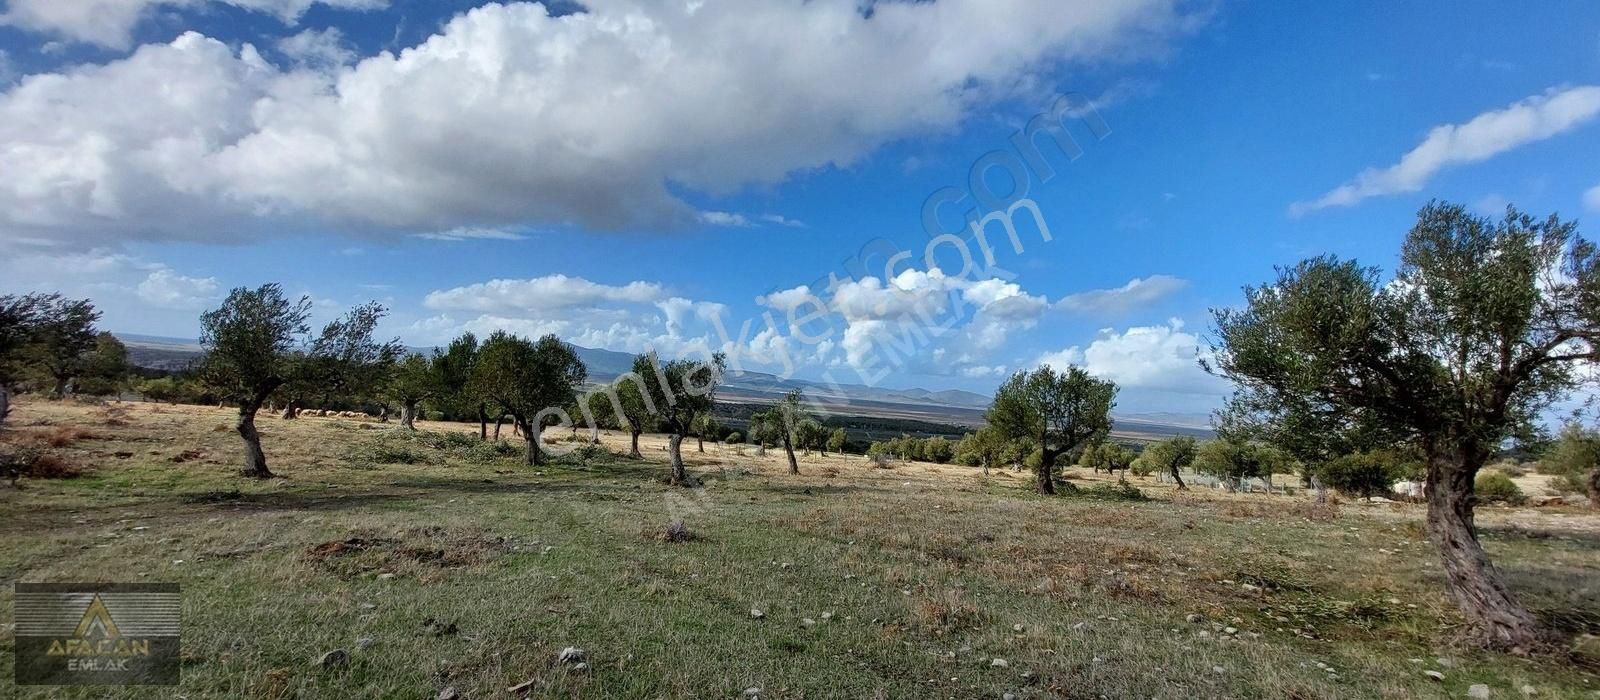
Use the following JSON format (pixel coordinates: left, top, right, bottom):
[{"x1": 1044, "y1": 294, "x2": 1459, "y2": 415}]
[{"x1": 1, "y1": 0, "x2": 1599, "y2": 416}]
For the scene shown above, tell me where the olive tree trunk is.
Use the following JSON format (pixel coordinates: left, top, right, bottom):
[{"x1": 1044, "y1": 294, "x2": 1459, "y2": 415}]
[
  {"x1": 523, "y1": 420, "x2": 542, "y2": 467},
  {"x1": 1589, "y1": 467, "x2": 1600, "y2": 509},
  {"x1": 0, "y1": 384, "x2": 11, "y2": 430},
  {"x1": 697, "y1": 435, "x2": 704, "y2": 453},
  {"x1": 629, "y1": 429, "x2": 642, "y2": 459},
  {"x1": 668, "y1": 433, "x2": 687, "y2": 485},
  {"x1": 1169, "y1": 462, "x2": 1187, "y2": 490},
  {"x1": 781, "y1": 433, "x2": 799, "y2": 474},
  {"x1": 400, "y1": 400, "x2": 419, "y2": 430},
  {"x1": 477, "y1": 404, "x2": 488, "y2": 441},
  {"x1": 1425, "y1": 451, "x2": 1544, "y2": 652},
  {"x1": 237, "y1": 402, "x2": 273, "y2": 479},
  {"x1": 280, "y1": 401, "x2": 298, "y2": 419},
  {"x1": 1035, "y1": 446, "x2": 1057, "y2": 495}
]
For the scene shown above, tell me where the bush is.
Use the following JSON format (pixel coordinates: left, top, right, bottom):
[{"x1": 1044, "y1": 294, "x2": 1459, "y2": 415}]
[
  {"x1": 1315, "y1": 450, "x2": 1414, "y2": 499},
  {"x1": 1552, "y1": 472, "x2": 1590, "y2": 495},
  {"x1": 1073, "y1": 482, "x2": 1150, "y2": 502},
  {"x1": 724, "y1": 432, "x2": 742, "y2": 445},
  {"x1": 1475, "y1": 471, "x2": 1524, "y2": 504}
]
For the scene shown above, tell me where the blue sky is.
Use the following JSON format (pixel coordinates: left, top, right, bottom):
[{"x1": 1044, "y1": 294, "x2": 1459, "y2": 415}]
[{"x1": 1, "y1": 1, "x2": 1598, "y2": 415}]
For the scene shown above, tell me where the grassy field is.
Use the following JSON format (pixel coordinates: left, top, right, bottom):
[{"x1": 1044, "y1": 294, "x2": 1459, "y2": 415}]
[{"x1": 2, "y1": 400, "x2": 1598, "y2": 699}]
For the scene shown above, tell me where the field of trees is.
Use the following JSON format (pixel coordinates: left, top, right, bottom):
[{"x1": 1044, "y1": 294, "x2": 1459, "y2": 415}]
[{"x1": 1, "y1": 202, "x2": 1599, "y2": 697}]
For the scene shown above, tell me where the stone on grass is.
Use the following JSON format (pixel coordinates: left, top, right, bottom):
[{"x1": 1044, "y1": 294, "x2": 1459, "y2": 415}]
[
  {"x1": 1185, "y1": 613, "x2": 1202, "y2": 624},
  {"x1": 355, "y1": 637, "x2": 374, "y2": 650},
  {"x1": 743, "y1": 688, "x2": 762, "y2": 698},
  {"x1": 558, "y1": 647, "x2": 586, "y2": 664},
  {"x1": 750, "y1": 608, "x2": 765, "y2": 619},
  {"x1": 317, "y1": 649, "x2": 349, "y2": 668},
  {"x1": 1467, "y1": 684, "x2": 1490, "y2": 699},
  {"x1": 1424, "y1": 670, "x2": 1446, "y2": 682},
  {"x1": 437, "y1": 688, "x2": 459, "y2": 700},
  {"x1": 990, "y1": 658, "x2": 1009, "y2": 668}
]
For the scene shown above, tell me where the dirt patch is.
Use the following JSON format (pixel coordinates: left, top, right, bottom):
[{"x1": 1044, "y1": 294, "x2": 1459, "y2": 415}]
[{"x1": 305, "y1": 527, "x2": 513, "y2": 579}]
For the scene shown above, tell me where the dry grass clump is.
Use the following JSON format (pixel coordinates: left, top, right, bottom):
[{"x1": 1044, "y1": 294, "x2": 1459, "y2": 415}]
[
  {"x1": 658, "y1": 519, "x2": 696, "y2": 543},
  {"x1": 26, "y1": 425, "x2": 100, "y2": 448},
  {"x1": 910, "y1": 588, "x2": 984, "y2": 634},
  {"x1": 304, "y1": 526, "x2": 513, "y2": 580}
]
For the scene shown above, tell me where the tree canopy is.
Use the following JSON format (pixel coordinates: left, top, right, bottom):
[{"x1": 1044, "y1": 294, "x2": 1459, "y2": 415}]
[{"x1": 987, "y1": 364, "x2": 1116, "y2": 494}]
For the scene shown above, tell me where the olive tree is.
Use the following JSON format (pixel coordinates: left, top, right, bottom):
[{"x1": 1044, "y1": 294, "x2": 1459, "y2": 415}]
[
  {"x1": 633, "y1": 351, "x2": 726, "y2": 485},
  {"x1": 1141, "y1": 436, "x2": 1197, "y2": 487},
  {"x1": 1209, "y1": 202, "x2": 1600, "y2": 651},
  {"x1": 388, "y1": 352, "x2": 440, "y2": 430},
  {"x1": 432, "y1": 332, "x2": 485, "y2": 438},
  {"x1": 470, "y1": 332, "x2": 586, "y2": 467},
  {"x1": 25, "y1": 295, "x2": 100, "y2": 397},
  {"x1": 773, "y1": 389, "x2": 809, "y2": 474},
  {"x1": 0, "y1": 293, "x2": 48, "y2": 427},
  {"x1": 987, "y1": 365, "x2": 1116, "y2": 494},
  {"x1": 198, "y1": 285, "x2": 314, "y2": 478}
]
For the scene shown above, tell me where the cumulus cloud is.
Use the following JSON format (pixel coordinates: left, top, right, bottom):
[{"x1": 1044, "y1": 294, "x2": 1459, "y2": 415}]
[
  {"x1": 1054, "y1": 274, "x2": 1185, "y2": 315},
  {"x1": 760, "y1": 214, "x2": 806, "y2": 228},
  {"x1": 0, "y1": 0, "x2": 1190, "y2": 248},
  {"x1": 423, "y1": 275, "x2": 665, "y2": 315},
  {"x1": 1292, "y1": 85, "x2": 1600, "y2": 215},
  {"x1": 136, "y1": 269, "x2": 221, "y2": 309},
  {"x1": 1037, "y1": 318, "x2": 1220, "y2": 394},
  {"x1": 0, "y1": 0, "x2": 387, "y2": 49}
]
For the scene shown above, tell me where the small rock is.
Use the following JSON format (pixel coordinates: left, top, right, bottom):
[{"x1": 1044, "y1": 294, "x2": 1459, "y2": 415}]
[
  {"x1": 750, "y1": 608, "x2": 765, "y2": 619},
  {"x1": 801, "y1": 618, "x2": 816, "y2": 627},
  {"x1": 1003, "y1": 694, "x2": 1018, "y2": 700},
  {"x1": 317, "y1": 649, "x2": 348, "y2": 668},
  {"x1": 1468, "y1": 684, "x2": 1490, "y2": 699},
  {"x1": 357, "y1": 602, "x2": 376, "y2": 610},
  {"x1": 1013, "y1": 623, "x2": 1025, "y2": 633},
  {"x1": 558, "y1": 647, "x2": 586, "y2": 664},
  {"x1": 1520, "y1": 685, "x2": 1536, "y2": 696},
  {"x1": 1241, "y1": 583, "x2": 1260, "y2": 592},
  {"x1": 571, "y1": 662, "x2": 589, "y2": 672},
  {"x1": 990, "y1": 658, "x2": 1009, "y2": 668},
  {"x1": 743, "y1": 688, "x2": 762, "y2": 698},
  {"x1": 1212, "y1": 666, "x2": 1226, "y2": 674},
  {"x1": 376, "y1": 573, "x2": 396, "y2": 580},
  {"x1": 1425, "y1": 670, "x2": 1446, "y2": 682},
  {"x1": 437, "y1": 688, "x2": 459, "y2": 700},
  {"x1": 355, "y1": 637, "x2": 374, "y2": 650},
  {"x1": 1185, "y1": 613, "x2": 1202, "y2": 624},
  {"x1": 1223, "y1": 627, "x2": 1238, "y2": 635}
]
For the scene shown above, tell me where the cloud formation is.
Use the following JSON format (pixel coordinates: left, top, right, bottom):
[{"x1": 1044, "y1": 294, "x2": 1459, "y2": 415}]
[
  {"x1": 1037, "y1": 318, "x2": 1219, "y2": 394},
  {"x1": 1054, "y1": 275, "x2": 1186, "y2": 315},
  {"x1": 0, "y1": 0, "x2": 386, "y2": 49},
  {"x1": 1291, "y1": 85, "x2": 1600, "y2": 215},
  {"x1": 0, "y1": 0, "x2": 1189, "y2": 248}
]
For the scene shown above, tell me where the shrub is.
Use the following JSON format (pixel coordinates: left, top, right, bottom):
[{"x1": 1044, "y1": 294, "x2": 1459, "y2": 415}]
[
  {"x1": 1475, "y1": 471, "x2": 1524, "y2": 504},
  {"x1": 1552, "y1": 472, "x2": 1589, "y2": 495},
  {"x1": 1314, "y1": 450, "x2": 1414, "y2": 499},
  {"x1": 1074, "y1": 482, "x2": 1150, "y2": 502},
  {"x1": 724, "y1": 432, "x2": 742, "y2": 445}
]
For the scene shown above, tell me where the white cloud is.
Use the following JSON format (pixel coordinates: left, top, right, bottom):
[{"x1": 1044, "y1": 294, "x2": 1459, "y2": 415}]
[
  {"x1": 1037, "y1": 318, "x2": 1220, "y2": 394},
  {"x1": 423, "y1": 275, "x2": 665, "y2": 315},
  {"x1": 0, "y1": 0, "x2": 1191, "y2": 247},
  {"x1": 1584, "y1": 183, "x2": 1600, "y2": 212},
  {"x1": 699, "y1": 211, "x2": 752, "y2": 227},
  {"x1": 1292, "y1": 85, "x2": 1600, "y2": 215},
  {"x1": 1055, "y1": 275, "x2": 1186, "y2": 315},
  {"x1": 136, "y1": 269, "x2": 220, "y2": 309},
  {"x1": 760, "y1": 214, "x2": 805, "y2": 228},
  {"x1": 276, "y1": 27, "x2": 355, "y2": 70},
  {"x1": 412, "y1": 227, "x2": 528, "y2": 242},
  {"x1": 0, "y1": 0, "x2": 387, "y2": 49}
]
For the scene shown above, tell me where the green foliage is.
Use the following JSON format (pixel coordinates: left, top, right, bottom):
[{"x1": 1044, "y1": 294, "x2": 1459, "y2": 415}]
[
  {"x1": 988, "y1": 364, "x2": 1116, "y2": 491},
  {"x1": 724, "y1": 431, "x2": 742, "y2": 445},
  {"x1": 199, "y1": 284, "x2": 314, "y2": 408},
  {"x1": 1142, "y1": 436, "x2": 1197, "y2": 480},
  {"x1": 826, "y1": 427, "x2": 848, "y2": 454},
  {"x1": 1194, "y1": 438, "x2": 1295, "y2": 486},
  {"x1": 920, "y1": 436, "x2": 954, "y2": 464},
  {"x1": 1475, "y1": 471, "x2": 1524, "y2": 505},
  {"x1": 1070, "y1": 482, "x2": 1150, "y2": 502},
  {"x1": 1314, "y1": 449, "x2": 1418, "y2": 499},
  {"x1": 1541, "y1": 422, "x2": 1599, "y2": 477},
  {"x1": 470, "y1": 332, "x2": 587, "y2": 446},
  {"x1": 74, "y1": 332, "x2": 130, "y2": 397}
]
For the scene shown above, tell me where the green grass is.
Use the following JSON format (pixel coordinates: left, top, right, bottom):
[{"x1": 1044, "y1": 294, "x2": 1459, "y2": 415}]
[{"x1": 1, "y1": 401, "x2": 1598, "y2": 698}]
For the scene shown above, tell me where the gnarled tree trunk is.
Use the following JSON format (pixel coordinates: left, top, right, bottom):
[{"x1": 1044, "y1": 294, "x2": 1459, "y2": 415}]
[
  {"x1": 1035, "y1": 446, "x2": 1057, "y2": 495},
  {"x1": 237, "y1": 403, "x2": 273, "y2": 479},
  {"x1": 668, "y1": 433, "x2": 687, "y2": 484},
  {"x1": 1425, "y1": 451, "x2": 1544, "y2": 652},
  {"x1": 1588, "y1": 467, "x2": 1599, "y2": 509},
  {"x1": 523, "y1": 420, "x2": 542, "y2": 467},
  {"x1": 280, "y1": 401, "x2": 298, "y2": 419},
  {"x1": 697, "y1": 435, "x2": 704, "y2": 453},
  {"x1": 1169, "y1": 462, "x2": 1187, "y2": 490},
  {"x1": 400, "y1": 400, "x2": 419, "y2": 430},
  {"x1": 629, "y1": 429, "x2": 643, "y2": 459},
  {"x1": 0, "y1": 384, "x2": 11, "y2": 430},
  {"x1": 477, "y1": 404, "x2": 489, "y2": 441}
]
